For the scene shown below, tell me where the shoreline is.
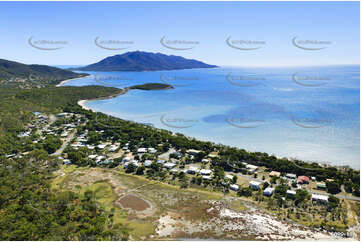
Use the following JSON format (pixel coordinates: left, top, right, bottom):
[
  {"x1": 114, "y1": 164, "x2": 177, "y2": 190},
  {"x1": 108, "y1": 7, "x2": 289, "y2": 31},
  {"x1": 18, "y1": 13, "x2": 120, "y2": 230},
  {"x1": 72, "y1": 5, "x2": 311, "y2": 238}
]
[{"x1": 56, "y1": 75, "x2": 89, "y2": 87}]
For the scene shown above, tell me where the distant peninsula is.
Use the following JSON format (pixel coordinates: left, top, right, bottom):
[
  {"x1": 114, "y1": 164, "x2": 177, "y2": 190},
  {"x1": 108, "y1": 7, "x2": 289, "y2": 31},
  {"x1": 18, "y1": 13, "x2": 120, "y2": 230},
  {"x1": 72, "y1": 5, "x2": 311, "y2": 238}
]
[{"x1": 72, "y1": 51, "x2": 218, "y2": 72}]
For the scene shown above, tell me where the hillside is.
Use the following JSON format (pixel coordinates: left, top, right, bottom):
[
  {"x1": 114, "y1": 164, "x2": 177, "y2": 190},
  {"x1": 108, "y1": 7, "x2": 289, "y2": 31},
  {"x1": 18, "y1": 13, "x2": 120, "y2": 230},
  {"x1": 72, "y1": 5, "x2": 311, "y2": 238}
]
[
  {"x1": 0, "y1": 59, "x2": 88, "y2": 88},
  {"x1": 73, "y1": 51, "x2": 218, "y2": 71}
]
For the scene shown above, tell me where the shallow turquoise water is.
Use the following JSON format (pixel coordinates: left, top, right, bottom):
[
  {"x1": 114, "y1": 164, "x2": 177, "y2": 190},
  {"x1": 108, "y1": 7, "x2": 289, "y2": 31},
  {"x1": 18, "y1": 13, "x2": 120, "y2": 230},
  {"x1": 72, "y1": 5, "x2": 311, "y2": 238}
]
[{"x1": 62, "y1": 65, "x2": 360, "y2": 169}]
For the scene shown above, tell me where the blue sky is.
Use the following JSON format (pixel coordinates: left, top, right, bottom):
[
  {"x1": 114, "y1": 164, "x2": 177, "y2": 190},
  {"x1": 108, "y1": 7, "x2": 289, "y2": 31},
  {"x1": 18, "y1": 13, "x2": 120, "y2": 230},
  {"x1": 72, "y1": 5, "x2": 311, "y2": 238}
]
[{"x1": 0, "y1": 1, "x2": 359, "y2": 66}]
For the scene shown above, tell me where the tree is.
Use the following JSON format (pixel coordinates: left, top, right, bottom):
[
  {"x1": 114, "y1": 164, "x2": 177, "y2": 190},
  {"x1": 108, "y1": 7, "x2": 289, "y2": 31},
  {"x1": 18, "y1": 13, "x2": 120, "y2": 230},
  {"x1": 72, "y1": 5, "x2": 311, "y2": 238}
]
[
  {"x1": 294, "y1": 189, "x2": 309, "y2": 206},
  {"x1": 125, "y1": 163, "x2": 136, "y2": 173},
  {"x1": 263, "y1": 181, "x2": 270, "y2": 190},
  {"x1": 237, "y1": 187, "x2": 252, "y2": 197},
  {"x1": 136, "y1": 166, "x2": 145, "y2": 175},
  {"x1": 326, "y1": 181, "x2": 341, "y2": 194},
  {"x1": 232, "y1": 176, "x2": 238, "y2": 184}
]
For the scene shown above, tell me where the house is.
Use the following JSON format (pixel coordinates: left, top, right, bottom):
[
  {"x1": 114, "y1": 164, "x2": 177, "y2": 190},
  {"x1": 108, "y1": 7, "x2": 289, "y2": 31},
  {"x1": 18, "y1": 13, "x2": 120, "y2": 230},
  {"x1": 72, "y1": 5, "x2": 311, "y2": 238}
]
[
  {"x1": 97, "y1": 144, "x2": 107, "y2": 149},
  {"x1": 144, "y1": 160, "x2": 153, "y2": 167},
  {"x1": 202, "y1": 175, "x2": 212, "y2": 180},
  {"x1": 201, "y1": 158, "x2": 210, "y2": 163},
  {"x1": 122, "y1": 157, "x2": 131, "y2": 163},
  {"x1": 86, "y1": 145, "x2": 95, "y2": 150},
  {"x1": 57, "y1": 112, "x2": 70, "y2": 118},
  {"x1": 317, "y1": 183, "x2": 327, "y2": 190},
  {"x1": 297, "y1": 176, "x2": 310, "y2": 184},
  {"x1": 88, "y1": 155, "x2": 97, "y2": 159},
  {"x1": 249, "y1": 181, "x2": 261, "y2": 190},
  {"x1": 148, "y1": 147, "x2": 157, "y2": 154},
  {"x1": 269, "y1": 171, "x2": 281, "y2": 177},
  {"x1": 286, "y1": 190, "x2": 296, "y2": 198},
  {"x1": 163, "y1": 162, "x2": 177, "y2": 169},
  {"x1": 61, "y1": 131, "x2": 69, "y2": 137},
  {"x1": 286, "y1": 173, "x2": 297, "y2": 179},
  {"x1": 311, "y1": 176, "x2": 316, "y2": 181},
  {"x1": 172, "y1": 152, "x2": 183, "y2": 158},
  {"x1": 157, "y1": 159, "x2": 165, "y2": 165},
  {"x1": 170, "y1": 168, "x2": 179, "y2": 173},
  {"x1": 225, "y1": 174, "x2": 234, "y2": 180},
  {"x1": 109, "y1": 145, "x2": 119, "y2": 152},
  {"x1": 200, "y1": 169, "x2": 212, "y2": 176},
  {"x1": 230, "y1": 184, "x2": 239, "y2": 191},
  {"x1": 246, "y1": 164, "x2": 258, "y2": 174},
  {"x1": 137, "y1": 148, "x2": 147, "y2": 153},
  {"x1": 312, "y1": 194, "x2": 329, "y2": 203},
  {"x1": 63, "y1": 159, "x2": 71, "y2": 165},
  {"x1": 95, "y1": 155, "x2": 106, "y2": 163},
  {"x1": 186, "y1": 166, "x2": 199, "y2": 174},
  {"x1": 264, "y1": 187, "x2": 274, "y2": 196},
  {"x1": 187, "y1": 149, "x2": 201, "y2": 155}
]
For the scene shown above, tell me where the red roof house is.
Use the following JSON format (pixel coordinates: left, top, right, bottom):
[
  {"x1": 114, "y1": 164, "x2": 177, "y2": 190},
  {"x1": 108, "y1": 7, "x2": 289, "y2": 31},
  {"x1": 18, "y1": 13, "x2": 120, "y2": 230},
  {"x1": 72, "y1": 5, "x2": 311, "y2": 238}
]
[{"x1": 297, "y1": 176, "x2": 310, "y2": 184}]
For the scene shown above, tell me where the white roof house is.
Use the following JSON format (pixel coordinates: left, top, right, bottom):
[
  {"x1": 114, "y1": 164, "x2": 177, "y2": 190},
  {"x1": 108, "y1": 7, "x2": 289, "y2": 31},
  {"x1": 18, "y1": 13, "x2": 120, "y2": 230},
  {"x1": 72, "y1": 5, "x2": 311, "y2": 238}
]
[
  {"x1": 201, "y1": 158, "x2": 210, "y2": 163},
  {"x1": 109, "y1": 145, "x2": 119, "y2": 152},
  {"x1": 200, "y1": 169, "x2": 212, "y2": 175},
  {"x1": 87, "y1": 145, "x2": 95, "y2": 150},
  {"x1": 249, "y1": 181, "x2": 261, "y2": 190},
  {"x1": 230, "y1": 184, "x2": 239, "y2": 191},
  {"x1": 187, "y1": 166, "x2": 199, "y2": 174},
  {"x1": 225, "y1": 174, "x2": 234, "y2": 180},
  {"x1": 144, "y1": 160, "x2": 153, "y2": 167},
  {"x1": 286, "y1": 190, "x2": 296, "y2": 197},
  {"x1": 202, "y1": 175, "x2": 212, "y2": 180},
  {"x1": 170, "y1": 168, "x2": 179, "y2": 173},
  {"x1": 88, "y1": 155, "x2": 97, "y2": 159},
  {"x1": 264, "y1": 187, "x2": 275, "y2": 196},
  {"x1": 312, "y1": 194, "x2": 329, "y2": 203},
  {"x1": 246, "y1": 164, "x2": 258, "y2": 170},
  {"x1": 122, "y1": 157, "x2": 131, "y2": 163},
  {"x1": 148, "y1": 147, "x2": 157, "y2": 153},
  {"x1": 97, "y1": 144, "x2": 107, "y2": 149},
  {"x1": 163, "y1": 162, "x2": 177, "y2": 169},
  {"x1": 157, "y1": 159, "x2": 165, "y2": 165},
  {"x1": 137, "y1": 148, "x2": 147, "y2": 153},
  {"x1": 286, "y1": 173, "x2": 297, "y2": 179}
]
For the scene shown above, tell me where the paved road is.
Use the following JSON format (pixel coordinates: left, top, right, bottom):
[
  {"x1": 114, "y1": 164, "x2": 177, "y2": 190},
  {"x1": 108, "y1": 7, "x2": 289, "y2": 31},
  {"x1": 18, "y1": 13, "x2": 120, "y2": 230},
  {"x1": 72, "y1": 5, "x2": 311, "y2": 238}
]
[{"x1": 51, "y1": 130, "x2": 76, "y2": 156}]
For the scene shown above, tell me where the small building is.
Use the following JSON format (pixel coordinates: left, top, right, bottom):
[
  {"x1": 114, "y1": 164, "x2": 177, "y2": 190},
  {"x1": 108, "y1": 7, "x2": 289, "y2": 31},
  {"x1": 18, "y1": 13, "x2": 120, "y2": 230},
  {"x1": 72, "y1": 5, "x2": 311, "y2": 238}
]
[
  {"x1": 230, "y1": 184, "x2": 239, "y2": 191},
  {"x1": 201, "y1": 158, "x2": 210, "y2": 163},
  {"x1": 187, "y1": 149, "x2": 201, "y2": 155},
  {"x1": 63, "y1": 159, "x2": 72, "y2": 165},
  {"x1": 200, "y1": 169, "x2": 212, "y2": 176},
  {"x1": 286, "y1": 173, "x2": 297, "y2": 179},
  {"x1": 88, "y1": 155, "x2": 97, "y2": 159},
  {"x1": 86, "y1": 145, "x2": 95, "y2": 150},
  {"x1": 312, "y1": 194, "x2": 329, "y2": 203},
  {"x1": 97, "y1": 144, "x2": 107, "y2": 149},
  {"x1": 286, "y1": 190, "x2": 296, "y2": 198},
  {"x1": 157, "y1": 159, "x2": 165, "y2": 165},
  {"x1": 170, "y1": 168, "x2": 179, "y2": 173},
  {"x1": 137, "y1": 148, "x2": 147, "y2": 153},
  {"x1": 317, "y1": 183, "x2": 327, "y2": 190},
  {"x1": 186, "y1": 166, "x2": 199, "y2": 174},
  {"x1": 311, "y1": 176, "x2": 316, "y2": 181},
  {"x1": 144, "y1": 160, "x2": 153, "y2": 167},
  {"x1": 122, "y1": 157, "x2": 131, "y2": 163},
  {"x1": 109, "y1": 145, "x2": 118, "y2": 152},
  {"x1": 225, "y1": 174, "x2": 234, "y2": 180},
  {"x1": 148, "y1": 147, "x2": 157, "y2": 154},
  {"x1": 202, "y1": 175, "x2": 212, "y2": 180},
  {"x1": 297, "y1": 176, "x2": 310, "y2": 184},
  {"x1": 249, "y1": 181, "x2": 261, "y2": 190},
  {"x1": 264, "y1": 187, "x2": 275, "y2": 196},
  {"x1": 269, "y1": 171, "x2": 281, "y2": 177},
  {"x1": 163, "y1": 162, "x2": 177, "y2": 169}
]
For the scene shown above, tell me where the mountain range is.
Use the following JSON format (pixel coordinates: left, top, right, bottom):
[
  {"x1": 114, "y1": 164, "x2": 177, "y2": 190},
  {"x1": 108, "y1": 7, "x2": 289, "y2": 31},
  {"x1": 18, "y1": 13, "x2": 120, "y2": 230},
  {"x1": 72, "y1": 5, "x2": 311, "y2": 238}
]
[{"x1": 73, "y1": 51, "x2": 218, "y2": 72}]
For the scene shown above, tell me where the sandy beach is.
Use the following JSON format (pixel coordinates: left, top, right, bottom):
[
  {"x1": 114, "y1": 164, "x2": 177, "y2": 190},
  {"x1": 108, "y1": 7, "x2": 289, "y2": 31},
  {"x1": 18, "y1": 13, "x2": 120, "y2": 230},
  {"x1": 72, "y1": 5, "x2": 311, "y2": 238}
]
[
  {"x1": 77, "y1": 100, "x2": 91, "y2": 111},
  {"x1": 56, "y1": 76, "x2": 88, "y2": 87}
]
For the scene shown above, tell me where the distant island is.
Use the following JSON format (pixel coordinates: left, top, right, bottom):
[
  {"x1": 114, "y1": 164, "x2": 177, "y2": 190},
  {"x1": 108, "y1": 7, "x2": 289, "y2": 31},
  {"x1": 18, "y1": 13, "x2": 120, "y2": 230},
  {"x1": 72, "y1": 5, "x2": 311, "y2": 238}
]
[
  {"x1": 129, "y1": 83, "x2": 173, "y2": 91},
  {"x1": 0, "y1": 59, "x2": 88, "y2": 88},
  {"x1": 72, "y1": 51, "x2": 218, "y2": 72}
]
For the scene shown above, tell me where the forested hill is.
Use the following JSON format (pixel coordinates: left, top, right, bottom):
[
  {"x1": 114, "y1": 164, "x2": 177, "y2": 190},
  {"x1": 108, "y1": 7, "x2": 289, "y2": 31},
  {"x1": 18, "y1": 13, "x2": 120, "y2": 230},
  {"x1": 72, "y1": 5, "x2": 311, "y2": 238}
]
[
  {"x1": 73, "y1": 51, "x2": 218, "y2": 71},
  {"x1": 0, "y1": 59, "x2": 88, "y2": 88}
]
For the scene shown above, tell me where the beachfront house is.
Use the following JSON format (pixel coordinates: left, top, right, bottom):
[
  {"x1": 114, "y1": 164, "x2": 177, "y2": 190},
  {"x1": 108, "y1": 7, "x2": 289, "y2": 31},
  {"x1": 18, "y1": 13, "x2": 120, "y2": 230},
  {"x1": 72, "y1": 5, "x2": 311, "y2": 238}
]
[
  {"x1": 137, "y1": 147, "x2": 147, "y2": 153},
  {"x1": 286, "y1": 173, "x2": 297, "y2": 180},
  {"x1": 249, "y1": 181, "x2": 261, "y2": 190},
  {"x1": 202, "y1": 175, "x2": 212, "y2": 180},
  {"x1": 264, "y1": 187, "x2": 275, "y2": 196},
  {"x1": 297, "y1": 176, "x2": 310, "y2": 184},
  {"x1": 317, "y1": 183, "x2": 327, "y2": 190},
  {"x1": 311, "y1": 194, "x2": 329, "y2": 203},
  {"x1": 286, "y1": 190, "x2": 296, "y2": 199},
  {"x1": 187, "y1": 149, "x2": 201, "y2": 156},
  {"x1": 163, "y1": 162, "x2": 177, "y2": 169},
  {"x1": 200, "y1": 169, "x2": 212, "y2": 176},
  {"x1": 269, "y1": 171, "x2": 281, "y2": 177},
  {"x1": 144, "y1": 160, "x2": 153, "y2": 167},
  {"x1": 230, "y1": 184, "x2": 239, "y2": 191},
  {"x1": 186, "y1": 166, "x2": 199, "y2": 174}
]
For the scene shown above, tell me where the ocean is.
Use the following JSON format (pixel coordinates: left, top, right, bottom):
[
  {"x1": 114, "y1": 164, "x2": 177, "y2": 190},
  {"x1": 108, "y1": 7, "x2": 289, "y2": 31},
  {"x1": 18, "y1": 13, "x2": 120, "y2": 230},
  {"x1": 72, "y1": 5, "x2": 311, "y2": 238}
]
[{"x1": 60, "y1": 65, "x2": 360, "y2": 169}]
